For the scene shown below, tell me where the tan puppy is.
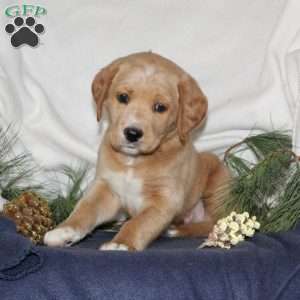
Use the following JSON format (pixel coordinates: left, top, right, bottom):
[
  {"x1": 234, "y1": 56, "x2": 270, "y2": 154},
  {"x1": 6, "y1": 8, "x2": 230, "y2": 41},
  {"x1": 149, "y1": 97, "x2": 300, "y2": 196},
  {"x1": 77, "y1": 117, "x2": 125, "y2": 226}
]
[{"x1": 44, "y1": 52, "x2": 230, "y2": 251}]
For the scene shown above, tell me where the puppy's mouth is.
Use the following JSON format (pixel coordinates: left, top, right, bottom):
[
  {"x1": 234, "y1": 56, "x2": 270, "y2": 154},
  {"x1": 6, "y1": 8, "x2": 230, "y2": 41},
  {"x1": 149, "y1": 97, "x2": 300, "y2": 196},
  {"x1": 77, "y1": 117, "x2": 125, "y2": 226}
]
[
  {"x1": 111, "y1": 142, "x2": 141, "y2": 156},
  {"x1": 120, "y1": 144, "x2": 140, "y2": 156},
  {"x1": 111, "y1": 141, "x2": 162, "y2": 157}
]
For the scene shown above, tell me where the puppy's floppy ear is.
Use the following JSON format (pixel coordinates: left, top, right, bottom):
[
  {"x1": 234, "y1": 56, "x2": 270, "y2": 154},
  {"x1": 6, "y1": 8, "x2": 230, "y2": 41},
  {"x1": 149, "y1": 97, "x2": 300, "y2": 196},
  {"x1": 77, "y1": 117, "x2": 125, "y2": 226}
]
[
  {"x1": 91, "y1": 63, "x2": 119, "y2": 121},
  {"x1": 177, "y1": 75, "x2": 208, "y2": 142}
]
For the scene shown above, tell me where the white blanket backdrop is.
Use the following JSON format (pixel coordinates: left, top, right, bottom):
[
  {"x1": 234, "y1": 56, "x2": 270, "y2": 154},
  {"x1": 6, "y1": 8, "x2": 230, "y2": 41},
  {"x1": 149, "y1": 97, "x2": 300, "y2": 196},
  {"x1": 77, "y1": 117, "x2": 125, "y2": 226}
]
[{"x1": 0, "y1": 0, "x2": 300, "y2": 176}]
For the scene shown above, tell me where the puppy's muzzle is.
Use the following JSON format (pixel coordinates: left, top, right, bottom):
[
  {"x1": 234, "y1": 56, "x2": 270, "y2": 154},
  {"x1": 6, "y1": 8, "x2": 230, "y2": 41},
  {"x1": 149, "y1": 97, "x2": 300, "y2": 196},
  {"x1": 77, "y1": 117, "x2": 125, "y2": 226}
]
[{"x1": 124, "y1": 127, "x2": 143, "y2": 143}]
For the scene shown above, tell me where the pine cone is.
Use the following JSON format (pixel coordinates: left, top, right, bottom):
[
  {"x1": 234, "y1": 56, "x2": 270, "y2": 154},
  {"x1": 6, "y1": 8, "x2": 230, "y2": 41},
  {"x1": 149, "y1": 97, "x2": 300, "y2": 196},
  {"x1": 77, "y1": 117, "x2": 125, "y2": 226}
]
[{"x1": 3, "y1": 192, "x2": 54, "y2": 244}]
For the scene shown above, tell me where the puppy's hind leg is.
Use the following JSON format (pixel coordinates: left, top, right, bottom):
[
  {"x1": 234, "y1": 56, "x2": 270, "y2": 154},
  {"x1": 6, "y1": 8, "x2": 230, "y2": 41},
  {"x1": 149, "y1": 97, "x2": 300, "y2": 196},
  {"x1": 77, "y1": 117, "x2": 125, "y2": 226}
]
[
  {"x1": 44, "y1": 180, "x2": 121, "y2": 247},
  {"x1": 168, "y1": 153, "x2": 230, "y2": 238}
]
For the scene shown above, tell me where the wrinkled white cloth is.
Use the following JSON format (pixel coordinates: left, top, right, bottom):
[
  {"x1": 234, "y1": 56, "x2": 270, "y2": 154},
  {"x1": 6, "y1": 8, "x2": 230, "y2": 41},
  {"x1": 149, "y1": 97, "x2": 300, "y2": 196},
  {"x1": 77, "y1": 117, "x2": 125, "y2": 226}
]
[
  {"x1": 0, "y1": 0, "x2": 299, "y2": 175},
  {"x1": 0, "y1": 193, "x2": 8, "y2": 210}
]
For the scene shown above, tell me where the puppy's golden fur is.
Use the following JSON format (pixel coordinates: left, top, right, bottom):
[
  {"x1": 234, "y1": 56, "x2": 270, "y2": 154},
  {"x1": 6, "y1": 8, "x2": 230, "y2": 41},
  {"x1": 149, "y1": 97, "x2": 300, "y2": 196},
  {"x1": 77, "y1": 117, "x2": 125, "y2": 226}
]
[{"x1": 44, "y1": 52, "x2": 230, "y2": 251}]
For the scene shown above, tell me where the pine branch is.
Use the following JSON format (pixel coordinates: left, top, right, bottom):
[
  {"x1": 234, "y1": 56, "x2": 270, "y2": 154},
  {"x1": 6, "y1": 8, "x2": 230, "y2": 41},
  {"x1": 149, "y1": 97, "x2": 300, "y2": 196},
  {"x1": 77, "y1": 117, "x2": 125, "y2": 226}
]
[
  {"x1": 0, "y1": 124, "x2": 92, "y2": 225},
  {"x1": 243, "y1": 131, "x2": 291, "y2": 160},
  {"x1": 224, "y1": 131, "x2": 292, "y2": 162},
  {"x1": 49, "y1": 164, "x2": 89, "y2": 225},
  {"x1": 0, "y1": 126, "x2": 41, "y2": 200},
  {"x1": 219, "y1": 131, "x2": 300, "y2": 232},
  {"x1": 262, "y1": 165, "x2": 300, "y2": 232}
]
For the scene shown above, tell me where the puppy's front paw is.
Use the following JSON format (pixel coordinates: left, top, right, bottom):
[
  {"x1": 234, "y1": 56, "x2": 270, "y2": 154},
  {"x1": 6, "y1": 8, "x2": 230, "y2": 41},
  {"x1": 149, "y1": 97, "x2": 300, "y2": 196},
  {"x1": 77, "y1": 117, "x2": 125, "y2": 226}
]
[
  {"x1": 100, "y1": 242, "x2": 131, "y2": 251},
  {"x1": 44, "y1": 227, "x2": 82, "y2": 247}
]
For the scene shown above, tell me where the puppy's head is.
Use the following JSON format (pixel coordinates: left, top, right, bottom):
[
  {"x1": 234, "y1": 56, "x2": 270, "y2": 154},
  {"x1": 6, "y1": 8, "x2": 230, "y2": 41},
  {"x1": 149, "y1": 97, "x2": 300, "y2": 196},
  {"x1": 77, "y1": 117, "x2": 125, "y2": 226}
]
[{"x1": 92, "y1": 52, "x2": 207, "y2": 156}]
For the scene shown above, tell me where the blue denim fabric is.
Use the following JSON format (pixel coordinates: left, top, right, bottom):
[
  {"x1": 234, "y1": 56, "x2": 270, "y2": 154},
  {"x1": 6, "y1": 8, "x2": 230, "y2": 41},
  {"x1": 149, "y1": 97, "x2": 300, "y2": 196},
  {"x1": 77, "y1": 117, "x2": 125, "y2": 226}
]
[{"x1": 0, "y1": 216, "x2": 300, "y2": 300}]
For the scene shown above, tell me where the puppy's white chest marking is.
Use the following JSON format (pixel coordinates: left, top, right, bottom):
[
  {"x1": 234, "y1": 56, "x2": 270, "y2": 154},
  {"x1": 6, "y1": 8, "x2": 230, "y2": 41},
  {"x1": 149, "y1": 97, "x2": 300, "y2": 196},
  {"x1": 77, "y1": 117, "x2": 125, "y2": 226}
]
[{"x1": 102, "y1": 168, "x2": 143, "y2": 215}]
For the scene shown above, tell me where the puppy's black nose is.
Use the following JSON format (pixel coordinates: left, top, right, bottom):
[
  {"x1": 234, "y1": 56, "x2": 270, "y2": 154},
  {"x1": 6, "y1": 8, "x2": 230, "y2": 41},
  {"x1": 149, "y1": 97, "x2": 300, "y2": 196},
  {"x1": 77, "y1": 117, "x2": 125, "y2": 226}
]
[{"x1": 124, "y1": 127, "x2": 143, "y2": 143}]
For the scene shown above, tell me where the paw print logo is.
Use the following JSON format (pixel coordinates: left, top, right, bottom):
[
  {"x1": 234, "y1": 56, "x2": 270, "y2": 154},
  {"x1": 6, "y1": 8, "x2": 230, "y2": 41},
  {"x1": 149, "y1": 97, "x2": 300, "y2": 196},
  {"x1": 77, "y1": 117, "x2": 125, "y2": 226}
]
[{"x1": 5, "y1": 16, "x2": 45, "y2": 48}]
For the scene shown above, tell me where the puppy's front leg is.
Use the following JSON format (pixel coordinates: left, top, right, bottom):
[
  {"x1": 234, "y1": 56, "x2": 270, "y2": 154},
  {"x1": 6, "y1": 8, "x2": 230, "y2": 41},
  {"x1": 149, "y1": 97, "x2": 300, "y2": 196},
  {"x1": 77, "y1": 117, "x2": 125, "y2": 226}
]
[
  {"x1": 100, "y1": 205, "x2": 175, "y2": 251},
  {"x1": 44, "y1": 180, "x2": 120, "y2": 247}
]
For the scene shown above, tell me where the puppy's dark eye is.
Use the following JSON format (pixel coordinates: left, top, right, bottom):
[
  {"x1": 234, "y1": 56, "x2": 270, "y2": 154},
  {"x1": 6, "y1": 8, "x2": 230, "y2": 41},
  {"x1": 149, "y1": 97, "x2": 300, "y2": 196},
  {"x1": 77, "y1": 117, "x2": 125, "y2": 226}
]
[
  {"x1": 153, "y1": 102, "x2": 167, "y2": 113},
  {"x1": 117, "y1": 93, "x2": 129, "y2": 104}
]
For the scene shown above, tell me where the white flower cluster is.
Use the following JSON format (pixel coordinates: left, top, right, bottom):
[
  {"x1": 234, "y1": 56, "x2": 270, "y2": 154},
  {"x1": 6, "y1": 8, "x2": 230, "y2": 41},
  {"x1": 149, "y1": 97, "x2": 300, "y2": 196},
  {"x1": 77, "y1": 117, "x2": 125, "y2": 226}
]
[{"x1": 199, "y1": 212, "x2": 260, "y2": 249}]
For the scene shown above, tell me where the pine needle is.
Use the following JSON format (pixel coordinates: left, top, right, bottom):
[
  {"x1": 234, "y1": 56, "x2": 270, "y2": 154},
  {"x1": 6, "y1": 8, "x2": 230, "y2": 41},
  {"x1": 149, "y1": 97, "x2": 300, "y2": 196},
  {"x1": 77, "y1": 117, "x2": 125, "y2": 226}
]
[{"x1": 225, "y1": 154, "x2": 252, "y2": 176}]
